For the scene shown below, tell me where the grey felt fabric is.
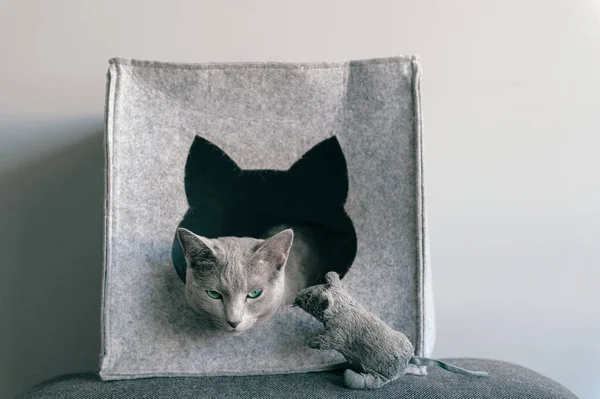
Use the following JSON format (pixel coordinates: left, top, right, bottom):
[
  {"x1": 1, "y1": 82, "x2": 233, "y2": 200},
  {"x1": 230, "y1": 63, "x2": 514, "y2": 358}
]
[
  {"x1": 101, "y1": 56, "x2": 434, "y2": 380},
  {"x1": 20, "y1": 359, "x2": 578, "y2": 399}
]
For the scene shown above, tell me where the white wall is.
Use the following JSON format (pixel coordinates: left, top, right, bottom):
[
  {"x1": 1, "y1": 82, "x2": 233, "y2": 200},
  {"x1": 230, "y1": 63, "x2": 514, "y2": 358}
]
[{"x1": 1, "y1": 1, "x2": 598, "y2": 398}]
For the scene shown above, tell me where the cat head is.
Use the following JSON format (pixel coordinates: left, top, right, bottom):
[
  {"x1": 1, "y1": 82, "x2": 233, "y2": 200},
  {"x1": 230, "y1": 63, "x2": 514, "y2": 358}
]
[
  {"x1": 293, "y1": 272, "x2": 342, "y2": 322},
  {"x1": 177, "y1": 227, "x2": 294, "y2": 333}
]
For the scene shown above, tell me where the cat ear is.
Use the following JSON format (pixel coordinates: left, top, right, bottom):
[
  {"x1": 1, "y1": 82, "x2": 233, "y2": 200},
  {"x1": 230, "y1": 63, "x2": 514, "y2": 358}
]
[
  {"x1": 176, "y1": 228, "x2": 216, "y2": 262},
  {"x1": 254, "y1": 229, "x2": 294, "y2": 271},
  {"x1": 184, "y1": 136, "x2": 242, "y2": 206},
  {"x1": 325, "y1": 272, "x2": 341, "y2": 288},
  {"x1": 287, "y1": 136, "x2": 349, "y2": 204}
]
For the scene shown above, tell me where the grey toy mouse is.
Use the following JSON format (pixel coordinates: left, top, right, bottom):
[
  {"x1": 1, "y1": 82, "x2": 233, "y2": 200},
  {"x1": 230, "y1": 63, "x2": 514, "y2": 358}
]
[{"x1": 293, "y1": 272, "x2": 488, "y2": 389}]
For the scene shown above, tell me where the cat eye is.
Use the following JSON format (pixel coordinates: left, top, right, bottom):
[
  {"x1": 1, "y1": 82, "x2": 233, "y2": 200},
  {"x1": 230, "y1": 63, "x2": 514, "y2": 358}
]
[
  {"x1": 206, "y1": 290, "x2": 223, "y2": 300},
  {"x1": 247, "y1": 289, "x2": 262, "y2": 299}
]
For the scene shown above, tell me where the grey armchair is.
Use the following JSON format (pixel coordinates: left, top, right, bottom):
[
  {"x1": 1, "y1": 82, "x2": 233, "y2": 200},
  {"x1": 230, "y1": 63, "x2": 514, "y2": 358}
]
[{"x1": 19, "y1": 359, "x2": 578, "y2": 398}]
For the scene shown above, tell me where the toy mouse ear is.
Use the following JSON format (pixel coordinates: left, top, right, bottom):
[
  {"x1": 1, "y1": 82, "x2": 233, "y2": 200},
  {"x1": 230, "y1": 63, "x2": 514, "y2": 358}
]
[{"x1": 325, "y1": 272, "x2": 341, "y2": 287}]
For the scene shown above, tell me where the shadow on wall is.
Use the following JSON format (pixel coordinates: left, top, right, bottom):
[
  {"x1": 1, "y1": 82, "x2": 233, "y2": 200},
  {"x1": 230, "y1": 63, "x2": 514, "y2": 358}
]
[{"x1": 0, "y1": 117, "x2": 104, "y2": 399}]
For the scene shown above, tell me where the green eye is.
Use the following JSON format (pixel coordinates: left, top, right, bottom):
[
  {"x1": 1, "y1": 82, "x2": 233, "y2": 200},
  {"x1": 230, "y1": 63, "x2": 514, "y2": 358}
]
[
  {"x1": 206, "y1": 290, "x2": 222, "y2": 300},
  {"x1": 247, "y1": 289, "x2": 262, "y2": 299}
]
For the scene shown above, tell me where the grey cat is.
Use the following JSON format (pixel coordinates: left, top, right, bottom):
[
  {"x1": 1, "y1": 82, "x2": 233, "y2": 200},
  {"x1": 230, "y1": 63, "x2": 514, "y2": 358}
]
[
  {"x1": 294, "y1": 272, "x2": 488, "y2": 389},
  {"x1": 177, "y1": 225, "x2": 323, "y2": 334}
]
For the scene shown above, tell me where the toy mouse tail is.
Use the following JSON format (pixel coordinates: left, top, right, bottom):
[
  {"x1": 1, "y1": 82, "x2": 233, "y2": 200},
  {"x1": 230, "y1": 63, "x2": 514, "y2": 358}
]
[{"x1": 409, "y1": 357, "x2": 489, "y2": 377}]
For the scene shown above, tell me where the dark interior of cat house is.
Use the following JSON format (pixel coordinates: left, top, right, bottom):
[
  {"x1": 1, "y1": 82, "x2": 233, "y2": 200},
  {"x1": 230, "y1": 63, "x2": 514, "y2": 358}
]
[{"x1": 171, "y1": 135, "x2": 357, "y2": 284}]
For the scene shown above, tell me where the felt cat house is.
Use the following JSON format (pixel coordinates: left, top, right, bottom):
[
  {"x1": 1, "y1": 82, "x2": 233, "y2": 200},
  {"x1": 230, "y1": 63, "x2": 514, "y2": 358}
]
[{"x1": 100, "y1": 56, "x2": 434, "y2": 380}]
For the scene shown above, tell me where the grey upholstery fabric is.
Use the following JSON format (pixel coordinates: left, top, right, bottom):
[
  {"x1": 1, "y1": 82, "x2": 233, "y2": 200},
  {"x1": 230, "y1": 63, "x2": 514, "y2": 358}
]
[
  {"x1": 101, "y1": 56, "x2": 434, "y2": 379},
  {"x1": 19, "y1": 359, "x2": 578, "y2": 399}
]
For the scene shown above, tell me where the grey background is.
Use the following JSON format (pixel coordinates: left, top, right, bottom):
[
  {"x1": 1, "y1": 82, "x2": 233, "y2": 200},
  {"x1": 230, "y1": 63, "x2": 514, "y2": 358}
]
[{"x1": 0, "y1": 1, "x2": 597, "y2": 398}]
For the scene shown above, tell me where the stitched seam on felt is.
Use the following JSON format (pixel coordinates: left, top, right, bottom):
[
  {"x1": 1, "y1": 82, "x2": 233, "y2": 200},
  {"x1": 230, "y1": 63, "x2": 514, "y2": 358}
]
[
  {"x1": 99, "y1": 67, "x2": 111, "y2": 365},
  {"x1": 102, "y1": 63, "x2": 120, "y2": 371},
  {"x1": 412, "y1": 56, "x2": 426, "y2": 356},
  {"x1": 109, "y1": 56, "x2": 414, "y2": 71},
  {"x1": 101, "y1": 362, "x2": 348, "y2": 379}
]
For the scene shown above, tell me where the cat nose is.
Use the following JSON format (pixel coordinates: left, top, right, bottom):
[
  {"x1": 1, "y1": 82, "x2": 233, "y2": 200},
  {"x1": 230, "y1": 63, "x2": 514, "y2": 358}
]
[{"x1": 227, "y1": 320, "x2": 240, "y2": 328}]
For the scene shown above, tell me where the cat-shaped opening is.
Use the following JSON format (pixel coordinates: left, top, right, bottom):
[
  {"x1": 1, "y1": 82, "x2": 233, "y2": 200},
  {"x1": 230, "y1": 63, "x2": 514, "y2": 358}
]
[
  {"x1": 171, "y1": 136, "x2": 357, "y2": 332},
  {"x1": 172, "y1": 135, "x2": 357, "y2": 282}
]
